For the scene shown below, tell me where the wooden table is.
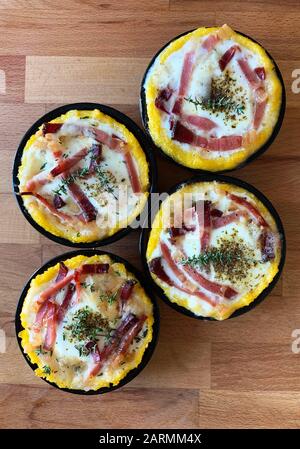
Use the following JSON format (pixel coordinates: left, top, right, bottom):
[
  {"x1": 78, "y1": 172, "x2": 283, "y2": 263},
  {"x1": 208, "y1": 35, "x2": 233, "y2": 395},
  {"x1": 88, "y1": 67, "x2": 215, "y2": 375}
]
[{"x1": 0, "y1": 0, "x2": 299, "y2": 429}]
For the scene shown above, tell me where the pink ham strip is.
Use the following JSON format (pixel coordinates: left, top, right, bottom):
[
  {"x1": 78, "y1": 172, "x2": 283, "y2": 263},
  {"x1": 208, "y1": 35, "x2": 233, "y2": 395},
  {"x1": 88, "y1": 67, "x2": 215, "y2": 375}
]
[
  {"x1": 89, "y1": 314, "x2": 146, "y2": 377},
  {"x1": 219, "y1": 45, "x2": 240, "y2": 71},
  {"x1": 21, "y1": 192, "x2": 77, "y2": 223},
  {"x1": 227, "y1": 193, "x2": 268, "y2": 227},
  {"x1": 207, "y1": 135, "x2": 242, "y2": 151},
  {"x1": 237, "y1": 58, "x2": 262, "y2": 90},
  {"x1": 50, "y1": 147, "x2": 89, "y2": 177},
  {"x1": 195, "y1": 200, "x2": 211, "y2": 251},
  {"x1": 63, "y1": 174, "x2": 97, "y2": 223},
  {"x1": 123, "y1": 148, "x2": 142, "y2": 193},
  {"x1": 149, "y1": 256, "x2": 217, "y2": 307},
  {"x1": 57, "y1": 283, "x2": 75, "y2": 323},
  {"x1": 182, "y1": 114, "x2": 217, "y2": 132},
  {"x1": 43, "y1": 302, "x2": 58, "y2": 351},
  {"x1": 172, "y1": 51, "x2": 195, "y2": 115},
  {"x1": 160, "y1": 242, "x2": 186, "y2": 284},
  {"x1": 93, "y1": 128, "x2": 123, "y2": 151},
  {"x1": 173, "y1": 121, "x2": 242, "y2": 151},
  {"x1": 37, "y1": 272, "x2": 75, "y2": 307},
  {"x1": 183, "y1": 264, "x2": 237, "y2": 299},
  {"x1": 202, "y1": 33, "x2": 220, "y2": 52},
  {"x1": 253, "y1": 99, "x2": 267, "y2": 129},
  {"x1": 212, "y1": 210, "x2": 246, "y2": 229}
]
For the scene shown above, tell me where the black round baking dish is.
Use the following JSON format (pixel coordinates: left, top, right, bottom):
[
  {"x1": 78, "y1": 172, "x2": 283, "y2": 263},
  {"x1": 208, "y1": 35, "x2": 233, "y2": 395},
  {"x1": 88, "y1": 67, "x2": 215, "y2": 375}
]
[
  {"x1": 140, "y1": 173, "x2": 286, "y2": 321},
  {"x1": 13, "y1": 103, "x2": 157, "y2": 248},
  {"x1": 140, "y1": 27, "x2": 286, "y2": 174},
  {"x1": 15, "y1": 249, "x2": 160, "y2": 395}
]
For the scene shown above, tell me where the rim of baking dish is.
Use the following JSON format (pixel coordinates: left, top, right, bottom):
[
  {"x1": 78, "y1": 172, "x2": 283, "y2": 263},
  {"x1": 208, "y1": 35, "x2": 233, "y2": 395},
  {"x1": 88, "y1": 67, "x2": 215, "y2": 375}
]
[
  {"x1": 15, "y1": 249, "x2": 160, "y2": 395},
  {"x1": 140, "y1": 28, "x2": 286, "y2": 174},
  {"x1": 139, "y1": 173, "x2": 286, "y2": 321},
  {"x1": 13, "y1": 103, "x2": 158, "y2": 248}
]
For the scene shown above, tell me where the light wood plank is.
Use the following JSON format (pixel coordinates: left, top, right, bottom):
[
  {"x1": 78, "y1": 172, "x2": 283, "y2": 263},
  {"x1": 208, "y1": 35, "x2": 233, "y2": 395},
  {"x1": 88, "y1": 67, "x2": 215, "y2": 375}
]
[
  {"x1": 25, "y1": 56, "x2": 149, "y2": 104},
  {"x1": 0, "y1": 194, "x2": 40, "y2": 244},
  {"x1": 0, "y1": 56, "x2": 25, "y2": 102},
  {"x1": 0, "y1": 384, "x2": 199, "y2": 428},
  {"x1": 0, "y1": 10, "x2": 216, "y2": 57},
  {"x1": 211, "y1": 342, "x2": 300, "y2": 390},
  {"x1": 0, "y1": 104, "x2": 46, "y2": 151},
  {"x1": 199, "y1": 390, "x2": 300, "y2": 428}
]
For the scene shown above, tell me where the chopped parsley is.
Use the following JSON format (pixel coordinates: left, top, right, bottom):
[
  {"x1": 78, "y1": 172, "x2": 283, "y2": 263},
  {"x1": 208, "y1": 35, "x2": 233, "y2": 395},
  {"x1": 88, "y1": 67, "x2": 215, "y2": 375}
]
[
  {"x1": 43, "y1": 365, "x2": 51, "y2": 375},
  {"x1": 40, "y1": 162, "x2": 47, "y2": 170},
  {"x1": 99, "y1": 290, "x2": 118, "y2": 305},
  {"x1": 64, "y1": 306, "x2": 109, "y2": 343}
]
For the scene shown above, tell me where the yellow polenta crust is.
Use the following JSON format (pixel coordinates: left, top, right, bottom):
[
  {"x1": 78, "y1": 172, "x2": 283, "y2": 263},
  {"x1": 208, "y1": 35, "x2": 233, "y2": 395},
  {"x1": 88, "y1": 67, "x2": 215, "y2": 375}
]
[
  {"x1": 146, "y1": 182, "x2": 281, "y2": 320},
  {"x1": 145, "y1": 26, "x2": 283, "y2": 171},
  {"x1": 19, "y1": 254, "x2": 154, "y2": 391},
  {"x1": 18, "y1": 109, "x2": 150, "y2": 243}
]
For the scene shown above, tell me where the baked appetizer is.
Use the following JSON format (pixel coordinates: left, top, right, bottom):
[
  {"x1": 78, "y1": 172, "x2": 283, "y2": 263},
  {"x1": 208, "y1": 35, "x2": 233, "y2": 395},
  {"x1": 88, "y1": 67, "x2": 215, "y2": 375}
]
[
  {"x1": 18, "y1": 254, "x2": 154, "y2": 391},
  {"x1": 17, "y1": 109, "x2": 150, "y2": 244},
  {"x1": 142, "y1": 24, "x2": 284, "y2": 171},
  {"x1": 146, "y1": 180, "x2": 283, "y2": 320}
]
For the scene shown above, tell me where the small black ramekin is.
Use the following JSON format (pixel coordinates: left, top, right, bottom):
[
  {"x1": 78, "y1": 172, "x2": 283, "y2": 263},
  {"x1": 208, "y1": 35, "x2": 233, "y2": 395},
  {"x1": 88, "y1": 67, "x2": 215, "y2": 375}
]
[
  {"x1": 139, "y1": 173, "x2": 286, "y2": 321},
  {"x1": 140, "y1": 28, "x2": 286, "y2": 174},
  {"x1": 13, "y1": 103, "x2": 157, "y2": 247},
  {"x1": 15, "y1": 249, "x2": 160, "y2": 394}
]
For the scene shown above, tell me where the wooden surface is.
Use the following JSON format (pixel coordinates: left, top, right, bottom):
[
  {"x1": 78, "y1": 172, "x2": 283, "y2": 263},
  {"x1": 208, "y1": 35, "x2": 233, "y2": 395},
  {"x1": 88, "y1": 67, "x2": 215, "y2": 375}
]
[{"x1": 0, "y1": 0, "x2": 300, "y2": 429}]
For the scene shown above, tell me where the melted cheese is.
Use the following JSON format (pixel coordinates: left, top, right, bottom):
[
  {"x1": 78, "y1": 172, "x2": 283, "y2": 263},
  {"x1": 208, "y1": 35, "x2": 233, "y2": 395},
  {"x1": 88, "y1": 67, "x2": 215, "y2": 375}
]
[
  {"x1": 19, "y1": 254, "x2": 154, "y2": 391},
  {"x1": 144, "y1": 25, "x2": 283, "y2": 171},
  {"x1": 147, "y1": 181, "x2": 281, "y2": 320},
  {"x1": 18, "y1": 109, "x2": 150, "y2": 243}
]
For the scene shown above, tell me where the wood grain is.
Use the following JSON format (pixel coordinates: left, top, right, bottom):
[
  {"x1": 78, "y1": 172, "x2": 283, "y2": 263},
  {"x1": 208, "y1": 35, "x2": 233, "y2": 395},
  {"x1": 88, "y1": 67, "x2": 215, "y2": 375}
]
[
  {"x1": 0, "y1": 0, "x2": 299, "y2": 429},
  {"x1": 25, "y1": 56, "x2": 149, "y2": 104}
]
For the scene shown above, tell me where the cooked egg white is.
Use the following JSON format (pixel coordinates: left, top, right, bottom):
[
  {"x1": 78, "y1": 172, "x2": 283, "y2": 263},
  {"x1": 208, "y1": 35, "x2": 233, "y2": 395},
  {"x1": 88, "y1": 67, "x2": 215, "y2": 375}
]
[
  {"x1": 144, "y1": 26, "x2": 283, "y2": 171},
  {"x1": 18, "y1": 109, "x2": 150, "y2": 243},
  {"x1": 147, "y1": 182, "x2": 281, "y2": 320},
  {"x1": 19, "y1": 254, "x2": 154, "y2": 391}
]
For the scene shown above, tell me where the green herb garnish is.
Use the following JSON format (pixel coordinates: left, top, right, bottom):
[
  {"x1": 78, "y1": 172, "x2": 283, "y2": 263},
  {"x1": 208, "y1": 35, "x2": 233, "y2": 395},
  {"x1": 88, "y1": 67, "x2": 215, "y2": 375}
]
[
  {"x1": 40, "y1": 162, "x2": 47, "y2": 170},
  {"x1": 43, "y1": 365, "x2": 51, "y2": 375}
]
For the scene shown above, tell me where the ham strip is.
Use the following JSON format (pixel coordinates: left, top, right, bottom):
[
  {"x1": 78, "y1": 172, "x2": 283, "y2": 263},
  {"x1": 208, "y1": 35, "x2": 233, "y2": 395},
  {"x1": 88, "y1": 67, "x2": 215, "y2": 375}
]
[
  {"x1": 160, "y1": 242, "x2": 186, "y2": 284},
  {"x1": 63, "y1": 175, "x2": 97, "y2": 223},
  {"x1": 202, "y1": 33, "x2": 220, "y2": 52},
  {"x1": 212, "y1": 210, "x2": 246, "y2": 229},
  {"x1": 89, "y1": 314, "x2": 145, "y2": 377},
  {"x1": 254, "y1": 67, "x2": 266, "y2": 80},
  {"x1": 260, "y1": 230, "x2": 275, "y2": 262},
  {"x1": 120, "y1": 280, "x2": 136, "y2": 303},
  {"x1": 50, "y1": 147, "x2": 89, "y2": 177},
  {"x1": 42, "y1": 123, "x2": 63, "y2": 135},
  {"x1": 196, "y1": 200, "x2": 211, "y2": 251},
  {"x1": 253, "y1": 98, "x2": 267, "y2": 129},
  {"x1": 21, "y1": 192, "x2": 77, "y2": 223},
  {"x1": 80, "y1": 263, "x2": 110, "y2": 274},
  {"x1": 57, "y1": 283, "x2": 75, "y2": 323},
  {"x1": 123, "y1": 148, "x2": 142, "y2": 193},
  {"x1": 219, "y1": 45, "x2": 240, "y2": 71},
  {"x1": 172, "y1": 51, "x2": 195, "y2": 115},
  {"x1": 227, "y1": 193, "x2": 268, "y2": 227},
  {"x1": 149, "y1": 256, "x2": 217, "y2": 306},
  {"x1": 238, "y1": 58, "x2": 261, "y2": 90},
  {"x1": 93, "y1": 128, "x2": 123, "y2": 151},
  {"x1": 173, "y1": 122, "x2": 242, "y2": 151},
  {"x1": 183, "y1": 264, "x2": 237, "y2": 299},
  {"x1": 182, "y1": 114, "x2": 217, "y2": 132},
  {"x1": 43, "y1": 302, "x2": 58, "y2": 351},
  {"x1": 207, "y1": 135, "x2": 242, "y2": 151},
  {"x1": 37, "y1": 272, "x2": 75, "y2": 307}
]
